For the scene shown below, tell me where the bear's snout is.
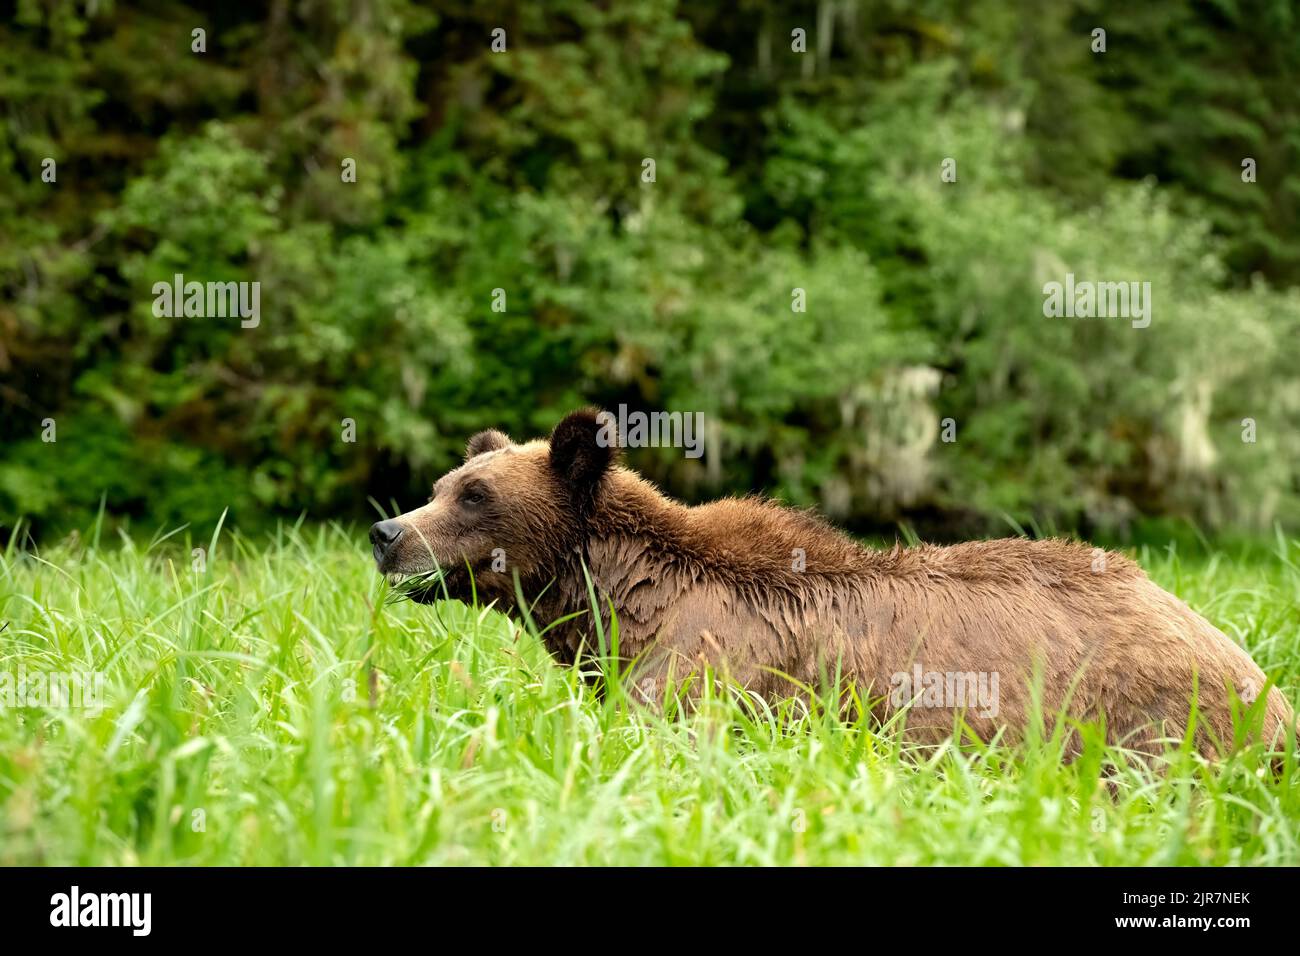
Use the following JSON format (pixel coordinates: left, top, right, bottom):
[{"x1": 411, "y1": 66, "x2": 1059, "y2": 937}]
[{"x1": 369, "y1": 519, "x2": 404, "y2": 565}]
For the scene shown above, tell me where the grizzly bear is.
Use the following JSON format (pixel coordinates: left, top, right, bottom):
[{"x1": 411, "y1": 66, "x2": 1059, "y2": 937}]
[{"x1": 370, "y1": 409, "x2": 1296, "y2": 758}]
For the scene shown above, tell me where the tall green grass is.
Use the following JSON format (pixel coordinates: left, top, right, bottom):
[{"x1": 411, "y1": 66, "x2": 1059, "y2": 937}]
[{"x1": 1, "y1": 521, "x2": 1298, "y2": 865}]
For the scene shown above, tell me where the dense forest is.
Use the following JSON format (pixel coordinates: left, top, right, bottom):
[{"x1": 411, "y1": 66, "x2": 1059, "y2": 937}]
[{"x1": 2, "y1": 0, "x2": 1298, "y2": 540}]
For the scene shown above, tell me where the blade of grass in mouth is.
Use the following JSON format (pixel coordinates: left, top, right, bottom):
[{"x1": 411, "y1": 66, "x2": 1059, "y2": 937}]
[{"x1": 385, "y1": 569, "x2": 446, "y2": 605}]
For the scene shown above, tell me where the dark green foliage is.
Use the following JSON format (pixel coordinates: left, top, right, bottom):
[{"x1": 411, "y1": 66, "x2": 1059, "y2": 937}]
[{"x1": 1, "y1": 0, "x2": 1296, "y2": 539}]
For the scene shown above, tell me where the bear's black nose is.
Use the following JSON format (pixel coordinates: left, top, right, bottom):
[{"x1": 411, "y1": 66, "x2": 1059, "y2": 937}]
[{"x1": 369, "y1": 519, "x2": 404, "y2": 560}]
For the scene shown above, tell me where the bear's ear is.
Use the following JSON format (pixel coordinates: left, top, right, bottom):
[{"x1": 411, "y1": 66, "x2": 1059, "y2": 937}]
[
  {"x1": 549, "y1": 409, "x2": 617, "y2": 488},
  {"x1": 466, "y1": 429, "x2": 511, "y2": 460}
]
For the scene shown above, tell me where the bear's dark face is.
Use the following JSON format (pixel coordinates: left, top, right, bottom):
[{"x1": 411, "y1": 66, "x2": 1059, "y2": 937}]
[{"x1": 368, "y1": 410, "x2": 615, "y2": 600}]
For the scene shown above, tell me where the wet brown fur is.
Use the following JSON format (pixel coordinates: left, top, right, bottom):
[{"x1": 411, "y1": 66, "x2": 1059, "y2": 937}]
[{"x1": 376, "y1": 411, "x2": 1296, "y2": 758}]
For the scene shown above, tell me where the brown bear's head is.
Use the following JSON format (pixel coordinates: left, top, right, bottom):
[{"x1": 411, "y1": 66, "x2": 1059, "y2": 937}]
[{"x1": 369, "y1": 409, "x2": 617, "y2": 598}]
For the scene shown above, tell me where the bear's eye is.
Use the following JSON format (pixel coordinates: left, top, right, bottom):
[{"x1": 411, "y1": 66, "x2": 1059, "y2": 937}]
[{"x1": 461, "y1": 487, "x2": 487, "y2": 506}]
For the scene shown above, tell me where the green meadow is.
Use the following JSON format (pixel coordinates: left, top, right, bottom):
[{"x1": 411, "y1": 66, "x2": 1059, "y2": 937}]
[{"x1": 1, "y1": 520, "x2": 1297, "y2": 866}]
